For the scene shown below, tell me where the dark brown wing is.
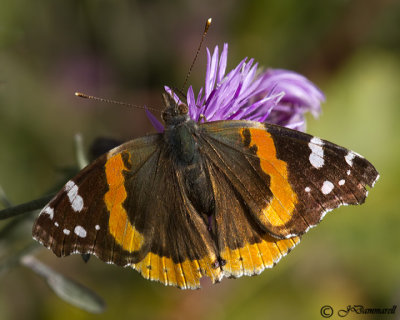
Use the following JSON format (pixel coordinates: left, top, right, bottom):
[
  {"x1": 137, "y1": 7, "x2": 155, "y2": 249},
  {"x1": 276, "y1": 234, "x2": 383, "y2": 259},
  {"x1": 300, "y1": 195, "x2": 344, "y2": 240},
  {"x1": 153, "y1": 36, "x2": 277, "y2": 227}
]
[
  {"x1": 33, "y1": 135, "x2": 160, "y2": 264},
  {"x1": 198, "y1": 120, "x2": 378, "y2": 276},
  {"x1": 33, "y1": 134, "x2": 222, "y2": 289},
  {"x1": 200, "y1": 120, "x2": 378, "y2": 237},
  {"x1": 204, "y1": 157, "x2": 300, "y2": 278},
  {"x1": 122, "y1": 143, "x2": 222, "y2": 289}
]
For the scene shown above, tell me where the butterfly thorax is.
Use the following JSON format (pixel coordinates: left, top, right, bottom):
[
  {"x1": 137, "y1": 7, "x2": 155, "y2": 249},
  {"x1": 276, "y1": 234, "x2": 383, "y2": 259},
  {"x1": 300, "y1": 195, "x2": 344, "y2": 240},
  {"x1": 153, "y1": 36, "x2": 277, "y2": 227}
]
[
  {"x1": 161, "y1": 92, "x2": 190, "y2": 127},
  {"x1": 161, "y1": 92, "x2": 198, "y2": 164}
]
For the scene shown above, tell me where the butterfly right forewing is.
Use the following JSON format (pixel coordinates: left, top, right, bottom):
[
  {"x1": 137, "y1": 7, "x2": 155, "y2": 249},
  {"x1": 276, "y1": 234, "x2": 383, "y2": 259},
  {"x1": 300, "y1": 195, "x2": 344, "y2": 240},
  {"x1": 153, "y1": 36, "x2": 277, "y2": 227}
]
[{"x1": 199, "y1": 120, "x2": 378, "y2": 238}]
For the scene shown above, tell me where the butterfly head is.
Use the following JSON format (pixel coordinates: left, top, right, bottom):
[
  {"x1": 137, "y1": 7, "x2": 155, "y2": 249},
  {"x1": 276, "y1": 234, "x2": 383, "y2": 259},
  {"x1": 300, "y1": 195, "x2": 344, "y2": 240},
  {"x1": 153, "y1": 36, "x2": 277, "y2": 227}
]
[{"x1": 161, "y1": 92, "x2": 189, "y2": 126}]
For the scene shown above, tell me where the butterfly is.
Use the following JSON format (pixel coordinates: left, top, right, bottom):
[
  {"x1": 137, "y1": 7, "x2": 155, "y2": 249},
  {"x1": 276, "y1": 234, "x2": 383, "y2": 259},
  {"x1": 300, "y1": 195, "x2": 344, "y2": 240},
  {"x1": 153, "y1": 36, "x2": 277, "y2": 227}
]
[{"x1": 33, "y1": 91, "x2": 379, "y2": 289}]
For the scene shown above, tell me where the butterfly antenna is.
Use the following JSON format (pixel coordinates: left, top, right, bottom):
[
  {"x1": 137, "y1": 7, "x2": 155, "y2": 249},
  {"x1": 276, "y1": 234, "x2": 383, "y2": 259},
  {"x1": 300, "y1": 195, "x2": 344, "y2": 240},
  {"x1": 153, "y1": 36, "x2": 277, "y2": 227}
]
[
  {"x1": 75, "y1": 92, "x2": 159, "y2": 113},
  {"x1": 171, "y1": 86, "x2": 187, "y2": 101},
  {"x1": 180, "y1": 17, "x2": 212, "y2": 93}
]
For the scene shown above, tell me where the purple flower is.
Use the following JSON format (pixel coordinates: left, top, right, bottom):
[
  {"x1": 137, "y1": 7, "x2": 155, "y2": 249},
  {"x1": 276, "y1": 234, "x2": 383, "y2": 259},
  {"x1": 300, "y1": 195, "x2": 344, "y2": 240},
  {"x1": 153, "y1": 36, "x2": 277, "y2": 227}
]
[{"x1": 149, "y1": 43, "x2": 324, "y2": 132}]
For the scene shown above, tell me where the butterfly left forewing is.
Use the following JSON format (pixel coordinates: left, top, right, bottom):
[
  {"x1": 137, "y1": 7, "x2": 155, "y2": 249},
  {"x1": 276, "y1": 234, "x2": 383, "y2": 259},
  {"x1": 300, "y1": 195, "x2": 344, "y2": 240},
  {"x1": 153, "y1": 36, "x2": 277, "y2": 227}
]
[
  {"x1": 34, "y1": 154, "x2": 111, "y2": 259},
  {"x1": 33, "y1": 135, "x2": 161, "y2": 265}
]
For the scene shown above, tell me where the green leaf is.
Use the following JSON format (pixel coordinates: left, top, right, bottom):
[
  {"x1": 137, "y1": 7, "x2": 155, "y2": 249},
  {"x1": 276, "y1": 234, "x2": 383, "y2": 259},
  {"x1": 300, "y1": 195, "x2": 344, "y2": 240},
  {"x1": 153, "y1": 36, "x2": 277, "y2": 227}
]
[{"x1": 21, "y1": 255, "x2": 106, "y2": 314}]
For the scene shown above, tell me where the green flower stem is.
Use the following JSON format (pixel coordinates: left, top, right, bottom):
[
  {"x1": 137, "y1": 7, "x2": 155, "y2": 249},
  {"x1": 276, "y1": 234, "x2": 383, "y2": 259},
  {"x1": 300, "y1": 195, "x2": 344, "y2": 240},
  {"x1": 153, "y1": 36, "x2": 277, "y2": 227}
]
[
  {"x1": 0, "y1": 194, "x2": 55, "y2": 220},
  {"x1": 75, "y1": 133, "x2": 89, "y2": 169}
]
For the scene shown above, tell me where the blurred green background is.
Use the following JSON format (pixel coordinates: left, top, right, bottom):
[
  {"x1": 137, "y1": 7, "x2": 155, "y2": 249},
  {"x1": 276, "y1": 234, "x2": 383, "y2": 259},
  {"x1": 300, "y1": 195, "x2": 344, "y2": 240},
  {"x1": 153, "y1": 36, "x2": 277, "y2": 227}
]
[{"x1": 1, "y1": 1, "x2": 399, "y2": 319}]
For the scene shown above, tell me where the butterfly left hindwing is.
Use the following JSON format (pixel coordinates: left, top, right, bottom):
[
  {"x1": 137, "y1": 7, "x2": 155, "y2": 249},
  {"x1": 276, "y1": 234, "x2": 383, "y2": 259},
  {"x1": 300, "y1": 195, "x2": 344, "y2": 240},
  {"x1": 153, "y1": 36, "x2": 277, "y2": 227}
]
[{"x1": 33, "y1": 134, "x2": 223, "y2": 289}]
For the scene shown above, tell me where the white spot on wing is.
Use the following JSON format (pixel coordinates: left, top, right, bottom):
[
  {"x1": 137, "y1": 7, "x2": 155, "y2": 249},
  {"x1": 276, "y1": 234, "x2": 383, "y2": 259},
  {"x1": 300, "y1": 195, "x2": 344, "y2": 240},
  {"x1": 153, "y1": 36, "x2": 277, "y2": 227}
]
[
  {"x1": 65, "y1": 180, "x2": 84, "y2": 212},
  {"x1": 372, "y1": 174, "x2": 380, "y2": 187},
  {"x1": 353, "y1": 151, "x2": 364, "y2": 158},
  {"x1": 305, "y1": 187, "x2": 311, "y2": 193},
  {"x1": 95, "y1": 225, "x2": 100, "y2": 231},
  {"x1": 54, "y1": 222, "x2": 59, "y2": 227},
  {"x1": 308, "y1": 137, "x2": 324, "y2": 169},
  {"x1": 42, "y1": 206, "x2": 54, "y2": 220},
  {"x1": 347, "y1": 170, "x2": 351, "y2": 175},
  {"x1": 338, "y1": 179, "x2": 345, "y2": 186},
  {"x1": 345, "y1": 151, "x2": 356, "y2": 167},
  {"x1": 320, "y1": 208, "x2": 333, "y2": 221},
  {"x1": 74, "y1": 225, "x2": 87, "y2": 238},
  {"x1": 63, "y1": 229, "x2": 70, "y2": 235},
  {"x1": 321, "y1": 181, "x2": 334, "y2": 195}
]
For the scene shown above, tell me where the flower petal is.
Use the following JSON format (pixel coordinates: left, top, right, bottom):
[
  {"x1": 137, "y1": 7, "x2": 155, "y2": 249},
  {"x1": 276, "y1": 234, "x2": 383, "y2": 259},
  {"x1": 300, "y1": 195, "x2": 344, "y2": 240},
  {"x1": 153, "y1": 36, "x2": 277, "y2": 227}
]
[
  {"x1": 217, "y1": 43, "x2": 228, "y2": 83},
  {"x1": 187, "y1": 86, "x2": 199, "y2": 120},
  {"x1": 261, "y1": 69, "x2": 325, "y2": 117},
  {"x1": 155, "y1": 43, "x2": 325, "y2": 133},
  {"x1": 205, "y1": 46, "x2": 219, "y2": 100},
  {"x1": 145, "y1": 109, "x2": 164, "y2": 133}
]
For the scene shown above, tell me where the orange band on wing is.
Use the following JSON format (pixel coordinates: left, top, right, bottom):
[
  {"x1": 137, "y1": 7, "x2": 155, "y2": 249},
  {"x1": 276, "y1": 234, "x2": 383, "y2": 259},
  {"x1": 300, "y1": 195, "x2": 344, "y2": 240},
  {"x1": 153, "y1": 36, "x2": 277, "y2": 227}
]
[
  {"x1": 243, "y1": 128, "x2": 298, "y2": 226},
  {"x1": 131, "y1": 251, "x2": 222, "y2": 289},
  {"x1": 221, "y1": 235, "x2": 300, "y2": 277},
  {"x1": 104, "y1": 153, "x2": 144, "y2": 252}
]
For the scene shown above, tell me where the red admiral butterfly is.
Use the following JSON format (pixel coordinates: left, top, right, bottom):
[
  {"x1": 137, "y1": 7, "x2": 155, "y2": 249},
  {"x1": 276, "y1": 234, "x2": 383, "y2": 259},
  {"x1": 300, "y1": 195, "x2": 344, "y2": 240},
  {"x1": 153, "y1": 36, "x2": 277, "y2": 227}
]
[{"x1": 32, "y1": 90, "x2": 379, "y2": 289}]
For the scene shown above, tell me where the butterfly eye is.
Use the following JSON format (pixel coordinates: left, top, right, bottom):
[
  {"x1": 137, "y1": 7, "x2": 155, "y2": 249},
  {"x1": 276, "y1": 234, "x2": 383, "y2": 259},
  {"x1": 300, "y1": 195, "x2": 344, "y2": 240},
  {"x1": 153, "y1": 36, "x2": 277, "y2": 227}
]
[{"x1": 178, "y1": 104, "x2": 188, "y2": 114}]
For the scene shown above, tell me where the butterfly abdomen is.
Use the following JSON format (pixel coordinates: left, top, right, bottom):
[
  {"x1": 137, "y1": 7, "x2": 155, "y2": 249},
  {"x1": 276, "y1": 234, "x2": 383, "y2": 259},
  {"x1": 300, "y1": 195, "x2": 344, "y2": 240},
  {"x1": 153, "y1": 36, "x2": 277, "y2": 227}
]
[{"x1": 163, "y1": 120, "x2": 216, "y2": 221}]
